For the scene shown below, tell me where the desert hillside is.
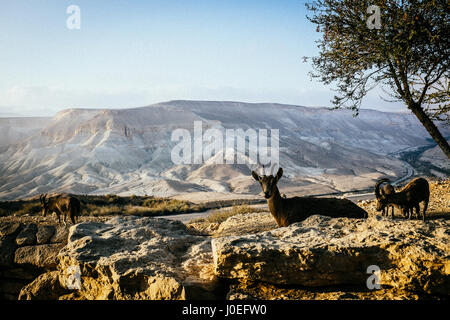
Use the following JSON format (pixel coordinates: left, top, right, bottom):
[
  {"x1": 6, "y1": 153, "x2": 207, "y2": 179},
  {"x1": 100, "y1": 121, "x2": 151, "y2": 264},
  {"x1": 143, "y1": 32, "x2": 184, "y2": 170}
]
[{"x1": 1, "y1": 100, "x2": 449, "y2": 200}]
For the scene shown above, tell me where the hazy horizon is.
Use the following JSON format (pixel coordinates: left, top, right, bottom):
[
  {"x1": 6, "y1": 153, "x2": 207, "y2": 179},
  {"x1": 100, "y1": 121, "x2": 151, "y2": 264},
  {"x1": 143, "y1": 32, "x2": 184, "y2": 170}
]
[{"x1": 0, "y1": 99, "x2": 413, "y2": 118}]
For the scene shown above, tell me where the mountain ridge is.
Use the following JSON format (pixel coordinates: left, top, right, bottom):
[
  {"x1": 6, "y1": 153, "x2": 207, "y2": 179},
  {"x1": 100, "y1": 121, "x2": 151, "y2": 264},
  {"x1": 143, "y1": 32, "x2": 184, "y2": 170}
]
[{"x1": 0, "y1": 100, "x2": 448, "y2": 200}]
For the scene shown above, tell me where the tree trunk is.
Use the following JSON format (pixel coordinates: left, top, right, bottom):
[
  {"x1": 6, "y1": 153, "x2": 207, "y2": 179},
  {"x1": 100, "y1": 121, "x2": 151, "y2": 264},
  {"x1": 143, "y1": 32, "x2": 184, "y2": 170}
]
[{"x1": 409, "y1": 103, "x2": 450, "y2": 159}]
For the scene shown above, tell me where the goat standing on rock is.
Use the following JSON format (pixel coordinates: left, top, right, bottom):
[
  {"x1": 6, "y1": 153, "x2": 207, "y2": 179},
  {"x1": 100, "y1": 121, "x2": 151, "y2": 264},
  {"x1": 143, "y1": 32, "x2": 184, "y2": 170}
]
[
  {"x1": 375, "y1": 177, "x2": 430, "y2": 221},
  {"x1": 252, "y1": 167, "x2": 367, "y2": 227},
  {"x1": 374, "y1": 179, "x2": 397, "y2": 218}
]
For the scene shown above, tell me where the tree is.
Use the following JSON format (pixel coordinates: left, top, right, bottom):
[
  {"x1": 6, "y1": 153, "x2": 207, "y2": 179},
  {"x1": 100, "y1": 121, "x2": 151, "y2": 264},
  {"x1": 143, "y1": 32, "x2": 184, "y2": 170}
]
[{"x1": 305, "y1": 0, "x2": 450, "y2": 158}]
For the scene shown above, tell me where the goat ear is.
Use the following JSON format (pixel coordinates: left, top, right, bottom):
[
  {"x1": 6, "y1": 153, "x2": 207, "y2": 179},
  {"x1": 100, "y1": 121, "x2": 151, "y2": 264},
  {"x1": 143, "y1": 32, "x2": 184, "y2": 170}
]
[
  {"x1": 251, "y1": 171, "x2": 261, "y2": 182},
  {"x1": 276, "y1": 168, "x2": 283, "y2": 180}
]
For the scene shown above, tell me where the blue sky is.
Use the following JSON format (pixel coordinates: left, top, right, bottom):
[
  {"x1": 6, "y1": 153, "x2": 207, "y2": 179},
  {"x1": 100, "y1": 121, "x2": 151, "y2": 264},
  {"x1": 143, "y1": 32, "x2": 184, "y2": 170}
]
[{"x1": 0, "y1": 0, "x2": 405, "y2": 116}]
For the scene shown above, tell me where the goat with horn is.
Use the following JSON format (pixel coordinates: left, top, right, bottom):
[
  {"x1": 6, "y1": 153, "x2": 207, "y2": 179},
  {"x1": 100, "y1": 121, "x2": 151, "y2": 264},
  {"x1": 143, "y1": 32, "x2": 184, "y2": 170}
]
[
  {"x1": 374, "y1": 179, "x2": 398, "y2": 218},
  {"x1": 375, "y1": 177, "x2": 430, "y2": 221},
  {"x1": 40, "y1": 193, "x2": 81, "y2": 226},
  {"x1": 251, "y1": 165, "x2": 367, "y2": 227}
]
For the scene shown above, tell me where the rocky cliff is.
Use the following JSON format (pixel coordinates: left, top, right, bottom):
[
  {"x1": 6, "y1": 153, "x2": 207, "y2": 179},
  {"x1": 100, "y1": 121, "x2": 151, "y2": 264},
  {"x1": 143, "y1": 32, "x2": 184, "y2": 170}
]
[
  {"x1": 0, "y1": 222, "x2": 68, "y2": 299},
  {"x1": 56, "y1": 216, "x2": 221, "y2": 300},
  {"x1": 6, "y1": 212, "x2": 448, "y2": 300},
  {"x1": 213, "y1": 214, "x2": 449, "y2": 299}
]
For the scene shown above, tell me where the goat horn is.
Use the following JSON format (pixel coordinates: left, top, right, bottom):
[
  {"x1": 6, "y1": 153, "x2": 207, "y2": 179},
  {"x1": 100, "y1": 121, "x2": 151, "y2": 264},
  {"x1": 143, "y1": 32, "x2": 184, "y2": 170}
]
[{"x1": 374, "y1": 178, "x2": 390, "y2": 199}]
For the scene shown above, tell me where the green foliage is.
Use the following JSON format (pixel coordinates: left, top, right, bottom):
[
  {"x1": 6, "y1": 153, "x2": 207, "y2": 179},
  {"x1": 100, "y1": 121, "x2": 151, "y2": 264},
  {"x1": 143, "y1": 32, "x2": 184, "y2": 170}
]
[
  {"x1": 305, "y1": 0, "x2": 450, "y2": 157},
  {"x1": 305, "y1": 0, "x2": 449, "y2": 119}
]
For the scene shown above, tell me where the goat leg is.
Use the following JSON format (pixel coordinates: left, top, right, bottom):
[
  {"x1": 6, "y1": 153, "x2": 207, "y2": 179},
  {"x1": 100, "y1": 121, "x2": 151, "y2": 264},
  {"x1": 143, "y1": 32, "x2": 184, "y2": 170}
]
[{"x1": 422, "y1": 200, "x2": 428, "y2": 221}]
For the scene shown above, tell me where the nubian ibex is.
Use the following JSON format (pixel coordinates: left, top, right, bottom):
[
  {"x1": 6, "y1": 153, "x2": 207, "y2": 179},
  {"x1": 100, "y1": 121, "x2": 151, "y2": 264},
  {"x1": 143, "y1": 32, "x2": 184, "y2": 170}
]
[
  {"x1": 40, "y1": 194, "x2": 81, "y2": 226},
  {"x1": 251, "y1": 165, "x2": 367, "y2": 227},
  {"x1": 374, "y1": 179, "x2": 397, "y2": 218},
  {"x1": 375, "y1": 177, "x2": 430, "y2": 221}
]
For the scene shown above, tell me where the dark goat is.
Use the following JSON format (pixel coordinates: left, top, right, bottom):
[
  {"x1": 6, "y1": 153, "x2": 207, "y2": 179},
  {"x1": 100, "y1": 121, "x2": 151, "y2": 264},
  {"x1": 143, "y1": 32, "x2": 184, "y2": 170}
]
[
  {"x1": 374, "y1": 179, "x2": 398, "y2": 218},
  {"x1": 40, "y1": 194, "x2": 81, "y2": 226},
  {"x1": 375, "y1": 178, "x2": 430, "y2": 221},
  {"x1": 252, "y1": 167, "x2": 367, "y2": 227}
]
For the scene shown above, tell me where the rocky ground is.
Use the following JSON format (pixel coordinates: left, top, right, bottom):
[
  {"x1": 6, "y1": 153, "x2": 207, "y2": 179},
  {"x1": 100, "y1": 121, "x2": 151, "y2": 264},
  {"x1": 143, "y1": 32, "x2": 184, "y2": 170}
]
[
  {"x1": 0, "y1": 179, "x2": 448, "y2": 300},
  {"x1": 217, "y1": 214, "x2": 449, "y2": 300}
]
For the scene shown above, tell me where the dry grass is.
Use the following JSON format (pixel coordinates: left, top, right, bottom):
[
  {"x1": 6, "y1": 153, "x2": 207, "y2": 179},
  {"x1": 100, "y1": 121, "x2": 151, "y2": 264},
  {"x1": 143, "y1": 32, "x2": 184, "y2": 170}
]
[
  {"x1": 0, "y1": 200, "x2": 42, "y2": 217},
  {"x1": 81, "y1": 196, "x2": 202, "y2": 217},
  {"x1": 0, "y1": 194, "x2": 204, "y2": 218}
]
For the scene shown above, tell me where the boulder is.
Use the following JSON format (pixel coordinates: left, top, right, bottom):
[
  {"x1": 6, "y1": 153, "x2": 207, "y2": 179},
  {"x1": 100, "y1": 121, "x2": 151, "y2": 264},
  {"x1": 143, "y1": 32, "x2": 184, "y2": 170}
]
[
  {"x1": 36, "y1": 225, "x2": 56, "y2": 244},
  {"x1": 212, "y1": 215, "x2": 450, "y2": 295},
  {"x1": 0, "y1": 223, "x2": 22, "y2": 267},
  {"x1": 57, "y1": 216, "x2": 219, "y2": 300},
  {"x1": 49, "y1": 226, "x2": 69, "y2": 244},
  {"x1": 14, "y1": 243, "x2": 66, "y2": 269},
  {"x1": 0, "y1": 222, "x2": 22, "y2": 238},
  {"x1": 226, "y1": 280, "x2": 422, "y2": 300},
  {"x1": 18, "y1": 271, "x2": 69, "y2": 300},
  {"x1": 15, "y1": 224, "x2": 37, "y2": 246},
  {"x1": 0, "y1": 239, "x2": 18, "y2": 268},
  {"x1": 0, "y1": 222, "x2": 68, "y2": 300},
  {"x1": 215, "y1": 212, "x2": 277, "y2": 236}
]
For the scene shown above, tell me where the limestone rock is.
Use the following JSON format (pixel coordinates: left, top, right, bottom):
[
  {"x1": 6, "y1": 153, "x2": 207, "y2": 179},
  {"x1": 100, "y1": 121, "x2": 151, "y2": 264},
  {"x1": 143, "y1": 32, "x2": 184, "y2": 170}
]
[
  {"x1": 58, "y1": 291, "x2": 86, "y2": 300},
  {"x1": 215, "y1": 212, "x2": 277, "y2": 237},
  {"x1": 0, "y1": 222, "x2": 22, "y2": 238},
  {"x1": 57, "y1": 216, "x2": 219, "y2": 300},
  {"x1": 15, "y1": 224, "x2": 37, "y2": 246},
  {"x1": 14, "y1": 243, "x2": 65, "y2": 269},
  {"x1": 49, "y1": 226, "x2": 69, "y2": 244},
  {"x1": 18, "y1": 271, "x2": 69, "y2": 300},
  {"x1": 186, "y1": 222, "x2": 220, "y2": 235},
  {"x1": 226, "y1": 280, "x2": 422, "y2": 300},
  {"x1": 36, "y1": 225, "x2": 56, "y2": 244},
  {"x1": 0, "y1": 223, "x2": 22, "y2": 267},
  {"x1": 0, "y1": 240, "x2": 17, "y2": 268},
  {"x1": 212, "y1": 215, "x2": 450, "y2": 295}
]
